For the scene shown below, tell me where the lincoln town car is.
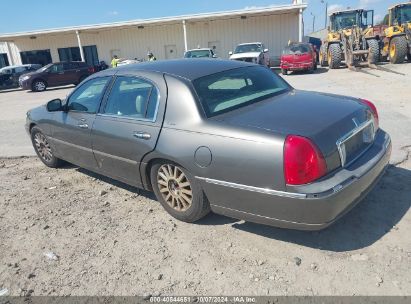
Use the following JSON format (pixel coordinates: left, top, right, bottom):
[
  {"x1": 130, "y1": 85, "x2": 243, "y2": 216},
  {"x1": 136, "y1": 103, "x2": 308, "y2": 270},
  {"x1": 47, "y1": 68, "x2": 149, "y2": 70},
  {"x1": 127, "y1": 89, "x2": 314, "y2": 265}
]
[{"x1": 26, "y1": 59, "x2": 391, "y2": 230}]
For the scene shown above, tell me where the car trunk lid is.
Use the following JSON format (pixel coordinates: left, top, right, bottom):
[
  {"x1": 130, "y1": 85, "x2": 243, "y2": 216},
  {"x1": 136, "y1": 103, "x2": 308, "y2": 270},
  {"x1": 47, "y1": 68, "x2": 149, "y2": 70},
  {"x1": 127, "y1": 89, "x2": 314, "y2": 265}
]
[{"x1": 211, "y1": 90, "x2": 376, "y2": 172}]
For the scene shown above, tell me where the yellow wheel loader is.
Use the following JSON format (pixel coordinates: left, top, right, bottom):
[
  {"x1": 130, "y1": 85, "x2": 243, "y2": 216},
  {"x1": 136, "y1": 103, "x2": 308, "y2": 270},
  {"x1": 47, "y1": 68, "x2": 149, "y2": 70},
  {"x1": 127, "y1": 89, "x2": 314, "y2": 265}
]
[
  {"x1": 381, "y1": 3, "x2": 411, "y2": 63},
  {"x1": 319, "y1": 9, "x2": 380, "y2": 69}
]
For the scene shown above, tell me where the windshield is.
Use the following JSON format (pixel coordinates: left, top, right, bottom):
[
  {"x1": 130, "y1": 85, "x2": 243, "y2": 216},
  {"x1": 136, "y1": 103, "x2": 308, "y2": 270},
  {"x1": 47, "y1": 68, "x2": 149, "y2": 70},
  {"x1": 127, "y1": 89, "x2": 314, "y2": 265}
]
[
  {"x1": 332, "y1": 12, "x2": 358, "y2": 30},
  {"x1": 234, "y1": 44, "x2": 262, "y2": 54},
  {"x1": 184, "y1": 50, "x2": 212, "y2": 58},
  {"x1": 193, "y1": 66, "x2": 290, "y2": 117},
  {"x1": 283, "y1": 44, "x2": 310, "y2": 55},
  {"x1": 37, "y1": 63, "x2": 53, "y2": 72},
  {"x1": 399, "y1": 5, "x2": 411, "y2": 23}
]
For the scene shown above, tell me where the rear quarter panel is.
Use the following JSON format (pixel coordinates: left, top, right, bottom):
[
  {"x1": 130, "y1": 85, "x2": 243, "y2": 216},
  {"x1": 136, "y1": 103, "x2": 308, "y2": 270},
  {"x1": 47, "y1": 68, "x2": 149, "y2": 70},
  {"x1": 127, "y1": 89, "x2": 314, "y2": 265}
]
[{"x1": 142, "y1": 74, "x2": 288, "y2": 203}]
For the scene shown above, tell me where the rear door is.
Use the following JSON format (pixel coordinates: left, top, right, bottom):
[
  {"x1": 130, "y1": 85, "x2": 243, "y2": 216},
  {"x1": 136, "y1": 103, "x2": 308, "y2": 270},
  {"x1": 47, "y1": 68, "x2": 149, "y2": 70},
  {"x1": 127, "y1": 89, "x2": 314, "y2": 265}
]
[
  {"x1": 91, "y1": 72, "x2": 166, "y2": 187},
  {"x1": 62, "y1": 62, "x2": 80, "y2": 84}
]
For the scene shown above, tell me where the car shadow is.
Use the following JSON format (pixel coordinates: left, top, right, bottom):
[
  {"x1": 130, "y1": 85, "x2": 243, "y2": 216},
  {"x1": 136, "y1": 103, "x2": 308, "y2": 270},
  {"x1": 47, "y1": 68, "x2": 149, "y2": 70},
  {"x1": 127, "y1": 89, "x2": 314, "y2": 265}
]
[
  {"x1": 0, "y1": 87, "x2": 22, "y2": 93},
  {"x1": 64, "y1": 163, "x2": 410, "y2": 251},
  {"x1": 74, "y1": 167, "x2": 156, "y2": 198},
  {"x1": 72, "y1": 165, "x2": 238, "y2": 225},
  {"x1": 288, "y1": 67, "x2": 329, "y2": 75},
  {"x1": 25, "y1": 85, "x2": 76, "y2": 93},
  {"x1": 231, "y1": 165, "x2": 411, "y2": 252}
]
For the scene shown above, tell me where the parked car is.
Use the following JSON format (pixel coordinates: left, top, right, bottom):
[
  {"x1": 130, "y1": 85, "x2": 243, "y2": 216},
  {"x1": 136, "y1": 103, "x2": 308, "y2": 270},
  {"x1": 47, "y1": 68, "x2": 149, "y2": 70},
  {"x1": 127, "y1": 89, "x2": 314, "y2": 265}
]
[
  {"x1": 117, "y1": 59, "x2": 141, "y2": 67},
  {"x1": 0, "y1": 64, "x2": 41, "y2": 90},
  {"x1": 229, "y1": 42, "x2": 270, "y2": 66},
  {"x1": 280, "y1": 43, "x2": 317, "y2": 75},
  {"x1": 184, "y1": 48, "x2": 217, "y2": 59},
  {"x1": 26, "y1": 59, "x2": 391, "y2": 230},
  {"x1": 19, "y1": 61, "x2": 94, "y2": 92}
]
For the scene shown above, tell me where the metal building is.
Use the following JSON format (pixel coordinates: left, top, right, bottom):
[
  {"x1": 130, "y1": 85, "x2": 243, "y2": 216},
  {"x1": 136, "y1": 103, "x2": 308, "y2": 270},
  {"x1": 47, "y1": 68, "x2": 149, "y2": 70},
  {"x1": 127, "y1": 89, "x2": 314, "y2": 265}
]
[{"x1": 0, "y1": 2, "x2": 306, "y2": 68}]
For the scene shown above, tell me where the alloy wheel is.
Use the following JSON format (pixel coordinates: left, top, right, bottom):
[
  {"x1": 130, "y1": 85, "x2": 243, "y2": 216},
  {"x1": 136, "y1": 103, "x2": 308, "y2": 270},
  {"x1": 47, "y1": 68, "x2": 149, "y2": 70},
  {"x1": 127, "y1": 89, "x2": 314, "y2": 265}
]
[
  {"x1": 157, "y1": 164, "x2": 193, "y2": 212},
  {"x1": 34, "y1": 132, "x2": 53, "y2": 162},
  {"x1": 35, "y1": 81, "x2": 46, "y2": 91}
]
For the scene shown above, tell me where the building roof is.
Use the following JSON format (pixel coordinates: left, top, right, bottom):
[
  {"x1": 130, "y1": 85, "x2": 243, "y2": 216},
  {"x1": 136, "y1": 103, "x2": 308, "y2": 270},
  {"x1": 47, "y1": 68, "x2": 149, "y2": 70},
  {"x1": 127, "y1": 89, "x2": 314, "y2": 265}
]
[
  {"x1": 0, "y1": 4, "x2": 306, "y2": 40},
  {"x1": 104, "y1": 59, "x2": 255, "y2": 81}
]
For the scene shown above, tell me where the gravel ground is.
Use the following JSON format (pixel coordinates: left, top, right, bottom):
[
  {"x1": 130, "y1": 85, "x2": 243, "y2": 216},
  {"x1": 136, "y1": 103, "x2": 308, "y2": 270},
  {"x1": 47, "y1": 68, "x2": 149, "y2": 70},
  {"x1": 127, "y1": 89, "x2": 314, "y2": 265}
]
[{"x1": 0, "y1": 64, "x2": 410, "y2": 296}]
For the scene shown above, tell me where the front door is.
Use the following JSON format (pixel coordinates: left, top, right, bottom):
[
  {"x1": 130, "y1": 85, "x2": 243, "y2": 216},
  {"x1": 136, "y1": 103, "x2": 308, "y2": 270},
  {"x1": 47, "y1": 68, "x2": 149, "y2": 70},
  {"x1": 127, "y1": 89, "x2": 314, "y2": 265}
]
[
  {"x1": 165, "y1": 45, "x2": 177, "y2": 59},
  {"x1": 91, "y1": 74, "x2": 165, "y2": 187},
  {"x1": 49, "y1": 76, "x2": 111, "y2": 169},
  {"x1": 46, "y1": 63, "x2": 67, "y2": 86}
]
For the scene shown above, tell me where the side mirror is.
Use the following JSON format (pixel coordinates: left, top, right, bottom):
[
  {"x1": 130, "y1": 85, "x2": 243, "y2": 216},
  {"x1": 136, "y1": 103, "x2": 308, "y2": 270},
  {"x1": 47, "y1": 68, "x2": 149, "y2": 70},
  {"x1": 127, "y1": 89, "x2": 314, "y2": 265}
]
[
  {"x1": 212, "y1": 54, "x2": 217, "y2": 58},
  {"x1": 229, "y1": 51, "x2": 233, "y2": 56},
  {"x1": 264, "y1": 48, "x2": 269, "y2": 53},
  {"x1": 47, "y1": 98, "x2": 63, "y2": 112}
]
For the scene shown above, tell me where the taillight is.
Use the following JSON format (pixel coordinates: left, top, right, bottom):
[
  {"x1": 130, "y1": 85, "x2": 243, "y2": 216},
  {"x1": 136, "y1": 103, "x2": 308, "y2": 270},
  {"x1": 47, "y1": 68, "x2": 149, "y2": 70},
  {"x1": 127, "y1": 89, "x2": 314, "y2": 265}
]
[
  {"x1": 88, "y1": 66, "x2": 95, "y2": 73},
  {"x1": 284, "y1": 135, "x2": 327, "y2": 185},
  {"x1": 360, "y1": 99, "x2": 379, "y2": 130}
]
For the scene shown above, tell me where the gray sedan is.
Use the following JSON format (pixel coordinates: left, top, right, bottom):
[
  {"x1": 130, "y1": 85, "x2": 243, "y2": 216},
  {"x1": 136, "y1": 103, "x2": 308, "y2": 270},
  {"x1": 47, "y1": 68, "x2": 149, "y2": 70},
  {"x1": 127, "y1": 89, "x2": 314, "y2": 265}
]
[{"x1": 26, "y1": 59, "x2": 391, "y2": 230}]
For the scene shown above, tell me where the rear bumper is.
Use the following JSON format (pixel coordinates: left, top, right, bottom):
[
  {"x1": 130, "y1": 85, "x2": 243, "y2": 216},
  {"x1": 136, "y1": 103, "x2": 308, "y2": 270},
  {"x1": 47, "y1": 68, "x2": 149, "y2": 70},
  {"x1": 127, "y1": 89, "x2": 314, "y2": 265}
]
[
  {"x1": 280, "y1": 62, "x2": 313, "y2": 71},
  {"x1": 199, "y1": 130, "x2": 391, "y2": 230}
]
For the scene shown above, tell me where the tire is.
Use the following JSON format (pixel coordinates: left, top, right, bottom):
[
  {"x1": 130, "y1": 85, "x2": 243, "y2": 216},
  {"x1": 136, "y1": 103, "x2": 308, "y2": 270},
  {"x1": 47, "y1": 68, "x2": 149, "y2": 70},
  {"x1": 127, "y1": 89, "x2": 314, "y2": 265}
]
[
  {"x1": 281, "y1": 69, "x2": 288, "y2": 75},
  {"x1": 389, "y1": 36, "x2": 407, "y2": 64},
  {"x1": 32, "y1": 80, "x2": 46, "y2": 92},
  {"x1": 30, "y1": 126, "x2": 63, "y2": 168},
  {"x1": 150, "y1": 161, "x2": 210, "y2": 223},
  {"x1": 407, "y1": 52, "x2": 411, "y2": 62},
  {"x1": 327, "y1": 43, "x2": 342, "y2": 69},
  {"x1": 367, "y1": 39, "x2": 380, "y2": 64},
  {"x1": 319, "y1": 45, "x2": 328, "y2": 67}
]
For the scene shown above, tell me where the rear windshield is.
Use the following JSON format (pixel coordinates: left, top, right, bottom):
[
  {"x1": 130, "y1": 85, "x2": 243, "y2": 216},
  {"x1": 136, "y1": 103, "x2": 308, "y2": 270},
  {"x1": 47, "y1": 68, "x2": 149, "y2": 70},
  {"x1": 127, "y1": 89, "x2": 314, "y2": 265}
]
[
  {"x1": 193, "y1": 66, "x2": 290, "y2": 117},
  {"x1": 184, "y1": 50, "x2": 211, "y2": 58},
  {"x1": 283, "y1": 44, "x2": 310, "y2": 54}
]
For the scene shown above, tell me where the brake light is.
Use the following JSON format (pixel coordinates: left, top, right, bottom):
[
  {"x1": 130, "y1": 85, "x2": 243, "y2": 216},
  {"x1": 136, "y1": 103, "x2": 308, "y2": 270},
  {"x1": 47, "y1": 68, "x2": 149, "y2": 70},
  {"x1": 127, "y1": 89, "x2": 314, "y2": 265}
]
[
  {"x1": 284, "y1": 135, "x2": 327, "y2": 185},
  {"x1": 360, "y1": 99, "x2": 379, "y2": 130},
  {"x1": 88, "y1": 66, "x2": 95, "y2": 73}
]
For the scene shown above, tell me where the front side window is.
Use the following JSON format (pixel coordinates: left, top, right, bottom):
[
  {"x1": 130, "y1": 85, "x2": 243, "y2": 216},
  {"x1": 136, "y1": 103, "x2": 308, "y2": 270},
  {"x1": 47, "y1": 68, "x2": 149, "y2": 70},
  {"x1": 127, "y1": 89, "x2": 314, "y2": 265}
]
[
  {"x1": 104, "y1": 76, "x2": 158, "y2": 120},
  {"x1": 67, "y1": 77, "x2": 110, "y2": 113},
  {"x1": 49, "y1": 64, "x2": 64, "y2": 73},
  {"x1": 193, "y1": 66, "x2": 290, "y2": 117}
]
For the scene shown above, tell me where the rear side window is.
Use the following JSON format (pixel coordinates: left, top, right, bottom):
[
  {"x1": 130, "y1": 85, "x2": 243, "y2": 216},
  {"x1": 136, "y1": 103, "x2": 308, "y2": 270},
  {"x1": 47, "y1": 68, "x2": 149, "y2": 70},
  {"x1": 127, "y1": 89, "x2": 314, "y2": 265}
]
[
  {"x1": 104, "y1": 76, "x2": 158, "y2": 120},
  {"x1": 193, "y1": 66, "x2": 289, "y2": 117}
]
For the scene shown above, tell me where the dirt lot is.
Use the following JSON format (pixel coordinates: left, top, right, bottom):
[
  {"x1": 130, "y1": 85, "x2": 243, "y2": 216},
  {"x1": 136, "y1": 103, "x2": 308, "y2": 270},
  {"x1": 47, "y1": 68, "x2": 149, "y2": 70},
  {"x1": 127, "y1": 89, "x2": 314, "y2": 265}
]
[{"x1": 0, "y1": 64, "x2": 410, "y2": 296}]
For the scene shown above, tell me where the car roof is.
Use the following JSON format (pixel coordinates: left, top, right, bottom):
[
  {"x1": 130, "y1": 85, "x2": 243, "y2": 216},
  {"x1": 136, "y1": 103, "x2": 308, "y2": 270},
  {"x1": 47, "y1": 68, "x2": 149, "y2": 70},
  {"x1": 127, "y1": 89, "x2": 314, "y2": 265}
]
[
  {"x1": 186, "y1": 48, "x2": 212, "y2": 51},
  {"x1": 238, "y1": 42, "x2": 263, "y2": 46},
  {"x1": 0, "y1": 64, "x2": 35, "y2": 70},
  {"x1": 109, "y1": 59, "x2": 254, "y2": 81}
]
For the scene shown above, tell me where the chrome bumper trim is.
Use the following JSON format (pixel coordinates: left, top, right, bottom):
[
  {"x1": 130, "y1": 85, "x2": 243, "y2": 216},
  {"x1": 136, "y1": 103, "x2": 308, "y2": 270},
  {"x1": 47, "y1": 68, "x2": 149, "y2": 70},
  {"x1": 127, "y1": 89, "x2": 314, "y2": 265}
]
[
  {"x1": 195, "y1": 177, "x2": 307, "y2": 199},
  {"x1": 336, "y1": 118, "x2": 376, "y2": 167}
]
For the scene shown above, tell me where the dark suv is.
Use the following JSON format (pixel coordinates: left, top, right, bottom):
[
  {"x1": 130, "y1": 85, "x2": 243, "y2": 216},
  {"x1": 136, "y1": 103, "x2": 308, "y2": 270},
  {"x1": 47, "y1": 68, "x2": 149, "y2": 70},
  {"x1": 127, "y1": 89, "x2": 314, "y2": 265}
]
[
  {"x1": 0, "y1": 64, "x2": 41, "y2": 90},
  {"x1": 19, "y1": 62, "x2": 94, "y2": 92}
]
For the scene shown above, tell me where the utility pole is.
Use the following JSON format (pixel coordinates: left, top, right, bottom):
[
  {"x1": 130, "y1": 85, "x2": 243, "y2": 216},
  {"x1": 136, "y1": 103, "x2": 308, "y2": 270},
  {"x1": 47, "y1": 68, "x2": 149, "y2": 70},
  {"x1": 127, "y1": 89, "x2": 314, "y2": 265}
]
[
  {"x1": 321, "y1": 0, "x2": 328, "y2": 28},
  {"x1": 311, "y1": 12, "x2": 316, "y2": 33}
]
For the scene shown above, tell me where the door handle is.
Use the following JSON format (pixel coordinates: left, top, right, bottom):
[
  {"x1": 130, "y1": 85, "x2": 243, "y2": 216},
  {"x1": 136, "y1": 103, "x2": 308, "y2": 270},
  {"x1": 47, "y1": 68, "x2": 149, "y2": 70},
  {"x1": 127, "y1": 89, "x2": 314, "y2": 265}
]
[
  {"x1": 133, "y1": 132, "x2": 151, "y2": 140},
  {"x1": 78, "y1": 123, "x2": 89, "y2": 129}
]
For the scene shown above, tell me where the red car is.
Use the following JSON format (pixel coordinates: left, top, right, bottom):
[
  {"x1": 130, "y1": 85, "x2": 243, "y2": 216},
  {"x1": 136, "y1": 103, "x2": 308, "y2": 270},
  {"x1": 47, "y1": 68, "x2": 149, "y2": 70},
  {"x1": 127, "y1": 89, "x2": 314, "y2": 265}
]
[{"x1": 280, "y1": 43, "x2": 317, "y2": 75}]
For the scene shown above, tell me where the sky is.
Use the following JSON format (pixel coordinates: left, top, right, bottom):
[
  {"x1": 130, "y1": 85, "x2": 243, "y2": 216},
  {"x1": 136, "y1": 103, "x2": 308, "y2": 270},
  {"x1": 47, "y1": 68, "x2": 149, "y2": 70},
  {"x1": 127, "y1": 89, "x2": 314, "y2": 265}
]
[{"x1": 0, "y1": 0, "x2": 403, "y2": 35}]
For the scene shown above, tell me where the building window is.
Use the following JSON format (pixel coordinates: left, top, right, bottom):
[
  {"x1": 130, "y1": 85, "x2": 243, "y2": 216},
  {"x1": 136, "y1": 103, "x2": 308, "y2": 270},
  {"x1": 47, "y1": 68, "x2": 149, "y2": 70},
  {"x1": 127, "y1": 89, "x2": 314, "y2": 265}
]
[
  {"x1": 0, "y1": 53, "x2": 9, "y2": 68},
  {"x1": 58, "y1": 45, "x2": 99, "y2": 66},
  {"x1": 20, "y1": 49, "x2": 52, "y2": 66}
]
